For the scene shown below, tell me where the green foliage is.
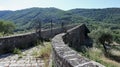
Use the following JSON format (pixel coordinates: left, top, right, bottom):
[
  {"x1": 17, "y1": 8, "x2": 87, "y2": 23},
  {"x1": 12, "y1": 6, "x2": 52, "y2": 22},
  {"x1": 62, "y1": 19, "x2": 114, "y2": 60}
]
[
  {"x1": 70, "y1": 8, "x2": 120, "y2": 24},
  {"x1": 13, "y1": 48, "x2": 23, "y2": 59},
  {"x1": 0, "y1": 20, "x2": 15, "y2": 35},
  {"x1": 13, "y1": 48, "x2": 22, "y2": 54},
  {"x1": 98, "y1": 33, "x2": 113, "y2": 45},
  {"x1": 88, "y1": 22, "x2": 120, "y2": 44},
  {"x1": 0, "y1": 33, "x2": 3, "y2": 37},
  {"x1": 112, "y1": 30, "x2": 120, "y2": 44},
  {"x1": 1, "y1": 8, "x2": 120, "y2": 31}
]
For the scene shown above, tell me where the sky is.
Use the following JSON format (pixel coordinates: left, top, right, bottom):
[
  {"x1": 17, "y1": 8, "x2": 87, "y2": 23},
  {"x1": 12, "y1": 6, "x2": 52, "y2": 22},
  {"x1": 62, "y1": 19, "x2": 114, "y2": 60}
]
[{"x1": 0, "y1": 0, "x2": 120, "y2": 10}]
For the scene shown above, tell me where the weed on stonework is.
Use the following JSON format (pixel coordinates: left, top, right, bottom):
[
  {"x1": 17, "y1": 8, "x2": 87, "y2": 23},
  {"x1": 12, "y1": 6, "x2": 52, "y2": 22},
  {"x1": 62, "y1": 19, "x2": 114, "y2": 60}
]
[
  {"x1": 13, "y1": 48, "x2": 23, "y2": 59},
  {"x1": 32, "y1": 42, "x2": 52, "y2": 67},
  {"x1": 13, "y1": 48, "x2": 22, "y2": 54},
  {"x1": 32, "y1": 42, "x2": 51, "y2": 58}
]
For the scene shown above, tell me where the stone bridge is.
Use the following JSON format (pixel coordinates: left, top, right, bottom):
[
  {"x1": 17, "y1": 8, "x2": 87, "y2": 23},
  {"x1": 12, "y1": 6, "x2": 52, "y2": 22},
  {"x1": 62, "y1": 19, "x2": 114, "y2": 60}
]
[{"x1": 0, "y1": 24, "x2": 104, "y2": 67}]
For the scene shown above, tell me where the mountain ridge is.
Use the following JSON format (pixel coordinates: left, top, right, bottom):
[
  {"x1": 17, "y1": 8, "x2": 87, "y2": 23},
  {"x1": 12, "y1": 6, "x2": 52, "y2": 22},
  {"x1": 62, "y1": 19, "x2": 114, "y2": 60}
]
[{"x1": 0, "y1": 7, "x2": 120, "y2": 30}]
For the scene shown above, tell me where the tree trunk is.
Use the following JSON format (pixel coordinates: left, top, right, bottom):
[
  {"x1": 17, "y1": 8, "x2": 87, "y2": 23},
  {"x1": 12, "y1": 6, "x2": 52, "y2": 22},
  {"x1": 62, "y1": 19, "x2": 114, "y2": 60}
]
[{"x1": 102, "y1": 43, "x2": 107, "y2": 53}]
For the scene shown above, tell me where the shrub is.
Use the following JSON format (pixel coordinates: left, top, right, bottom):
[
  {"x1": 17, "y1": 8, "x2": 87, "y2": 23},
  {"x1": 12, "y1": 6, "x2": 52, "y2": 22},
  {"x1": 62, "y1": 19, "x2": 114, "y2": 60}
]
[
  {"x1": 0, "y1": 33, "x2": 3, "y2": 37},
  {"x1": 13, "y1": 48, "x2": 22, "y2": 54}
]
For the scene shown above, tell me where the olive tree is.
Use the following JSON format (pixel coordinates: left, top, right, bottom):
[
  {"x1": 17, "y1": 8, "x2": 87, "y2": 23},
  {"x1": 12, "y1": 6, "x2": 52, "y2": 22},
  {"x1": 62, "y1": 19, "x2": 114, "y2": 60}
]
[
  {"x1": 98, "y1": 33, "x2": 113, "y2": 53},
  {"x1": 0, "y1": 20, "x2": 15, "y2": 35}
]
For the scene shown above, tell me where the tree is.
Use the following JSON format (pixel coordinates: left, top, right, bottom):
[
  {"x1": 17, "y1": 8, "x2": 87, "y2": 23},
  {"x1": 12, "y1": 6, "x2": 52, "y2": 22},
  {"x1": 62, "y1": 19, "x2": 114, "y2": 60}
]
[
  {"x1": 98, "y1": 33, "x2": 113, "y2": 53},
  {"x1": 0, "y1": 20, "x2": 15, "y2": 35},
  {"x1": 0, "y1": 21, "x2": 4, "y2": 32}
]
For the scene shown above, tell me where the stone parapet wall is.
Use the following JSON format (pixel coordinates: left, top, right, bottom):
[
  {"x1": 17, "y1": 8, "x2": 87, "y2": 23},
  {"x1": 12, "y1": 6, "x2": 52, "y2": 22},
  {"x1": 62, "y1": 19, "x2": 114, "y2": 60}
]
[
  {"x1": 41, "y1": 24, "x2": 77, "y2": 39},
  {"x1": 52, "y1": 33, "x2": 105, "y2": 67},
  {"x1": 0, "y1": 33, "x2": 38, "y2": 54},
  {"x1": 0, "y1": 25, "x2": 76, "y2": 54}
]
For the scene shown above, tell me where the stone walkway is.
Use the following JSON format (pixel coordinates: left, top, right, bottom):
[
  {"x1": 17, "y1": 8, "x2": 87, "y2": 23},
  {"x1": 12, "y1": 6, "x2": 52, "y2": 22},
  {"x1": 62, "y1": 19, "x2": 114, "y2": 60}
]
[{"x1": 0, "y1": 46, "x2": 46, "y2": 67}]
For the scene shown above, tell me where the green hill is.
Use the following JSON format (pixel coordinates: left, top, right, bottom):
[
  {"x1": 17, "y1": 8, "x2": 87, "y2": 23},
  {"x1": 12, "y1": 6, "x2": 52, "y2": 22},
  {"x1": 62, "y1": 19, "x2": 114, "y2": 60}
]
[
  {"x1": 0, "y1": 7, "x2": 120, "y2": 31},
  {"x1": 69, "y1": 8, "x2": 120, "y2": 24}
]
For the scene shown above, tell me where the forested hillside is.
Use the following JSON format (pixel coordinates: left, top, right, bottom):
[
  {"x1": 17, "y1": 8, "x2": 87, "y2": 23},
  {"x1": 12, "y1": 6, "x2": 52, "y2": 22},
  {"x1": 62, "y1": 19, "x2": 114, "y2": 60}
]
[
  {"x1": 0, "y1": 7, "x2": 120, "y2": 30},
  {"x1": 69, "y1": 8, "x2": 120, "y2": 24}
]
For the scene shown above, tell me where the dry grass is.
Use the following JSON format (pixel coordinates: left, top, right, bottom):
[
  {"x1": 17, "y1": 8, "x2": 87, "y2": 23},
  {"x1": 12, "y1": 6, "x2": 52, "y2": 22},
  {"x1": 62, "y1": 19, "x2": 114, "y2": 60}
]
[
  {"x1": 39, "y1": 44, "x2": 51, "y2": 59},
  {"x1": 80, "y1": 47, "x2": 120, "y2": 67},
  {"x1": 32, "y1": 42, "x2": 52, "y2": 67},
  {"x1": 101, "y1": 57, "x2": 120, "y2": 67},
  {"x1": 110, "y1": 49, "x2": 120, "y2": 56},
  {"x1": 32, "y1": 42, "x2": 51, "y2": 58}
]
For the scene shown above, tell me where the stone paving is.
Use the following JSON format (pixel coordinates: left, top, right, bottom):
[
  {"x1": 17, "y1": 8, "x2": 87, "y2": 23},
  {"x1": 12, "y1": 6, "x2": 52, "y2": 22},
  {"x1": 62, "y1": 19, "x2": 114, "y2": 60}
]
[{"x1": 0, "y1": 46, "x2": 46, "y2": 67}]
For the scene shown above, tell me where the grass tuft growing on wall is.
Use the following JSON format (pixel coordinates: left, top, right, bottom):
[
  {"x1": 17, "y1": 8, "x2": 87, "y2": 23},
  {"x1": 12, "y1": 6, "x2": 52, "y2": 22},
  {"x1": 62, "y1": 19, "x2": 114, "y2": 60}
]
[{"x1": 13, "y1": 48, "x2": 22, "y2": 54}]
